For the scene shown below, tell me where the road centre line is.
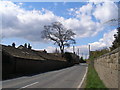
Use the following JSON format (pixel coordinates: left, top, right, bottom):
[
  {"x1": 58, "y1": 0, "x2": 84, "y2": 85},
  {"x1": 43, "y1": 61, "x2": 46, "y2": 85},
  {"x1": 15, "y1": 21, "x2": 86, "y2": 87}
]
[{"x1": 17, "y1": 82, "x2": 39, "y2": 90}]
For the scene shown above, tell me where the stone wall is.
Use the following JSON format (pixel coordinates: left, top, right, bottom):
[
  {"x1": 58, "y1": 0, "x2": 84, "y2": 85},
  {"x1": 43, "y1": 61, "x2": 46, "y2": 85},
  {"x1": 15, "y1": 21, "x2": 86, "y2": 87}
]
[
  {"x1": 2, "y1": 51, "x2": 74, "y2": 80},
  {"x1": 2, "y1": 44, "x2": 78, "y2": 80},
  {"x1": 94, "y1": 47, "x2": 120, "y2": 88}
]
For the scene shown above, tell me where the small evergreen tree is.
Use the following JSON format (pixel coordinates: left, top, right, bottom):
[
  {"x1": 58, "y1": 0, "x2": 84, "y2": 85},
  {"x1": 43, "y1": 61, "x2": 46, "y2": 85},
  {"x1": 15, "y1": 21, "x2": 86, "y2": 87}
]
[
  {"x1": 111, "y1": 27, "x2": 120, "y2": 50},
  {"x1": 28, "y1": 43, "x2": 32, "y2": 49},
  {"x1": 43, "y1": 49, "x2": 47, "y2": 53},
  {"x1": 80, "y1": 57, "x2": 84, "y2": 61},
  {"x1": 12, "y1": 42, "x2": 15, "y2": 47},
  {"x1": 24, "y1": 43, "x2": 27, "y2": 48}
]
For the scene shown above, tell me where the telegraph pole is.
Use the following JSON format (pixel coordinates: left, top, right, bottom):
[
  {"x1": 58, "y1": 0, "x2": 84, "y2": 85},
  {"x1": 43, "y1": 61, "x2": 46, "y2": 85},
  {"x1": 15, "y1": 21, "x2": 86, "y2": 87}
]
[
  {"x1": 85, "y1": 54, "x2": 87, "y2": 59},
  {"x1": 77, "y1": 48, "x2": 79, "y2": 56},
  {"x1": 73, "y1": 46, "x2": 75, "y2": 54},
  {"x1": 82, "y1": 53, "x2": 83, "y2": 57},
  {"x1": 89, "y1": 45, "x2": 91, "y2": 58}
]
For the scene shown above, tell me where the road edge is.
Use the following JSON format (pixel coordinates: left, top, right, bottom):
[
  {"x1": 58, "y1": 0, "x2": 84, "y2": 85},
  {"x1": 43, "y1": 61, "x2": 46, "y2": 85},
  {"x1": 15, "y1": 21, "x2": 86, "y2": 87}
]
[{"x1": 77, "y1": 66, "x2": 88, "y2": 88}]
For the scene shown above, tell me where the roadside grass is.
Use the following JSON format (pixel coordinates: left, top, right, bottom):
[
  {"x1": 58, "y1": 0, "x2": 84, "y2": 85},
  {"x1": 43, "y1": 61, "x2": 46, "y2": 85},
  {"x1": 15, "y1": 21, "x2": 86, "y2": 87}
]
[{"x1": 85, "y1": 64, "x2": 108, "y2": 89}]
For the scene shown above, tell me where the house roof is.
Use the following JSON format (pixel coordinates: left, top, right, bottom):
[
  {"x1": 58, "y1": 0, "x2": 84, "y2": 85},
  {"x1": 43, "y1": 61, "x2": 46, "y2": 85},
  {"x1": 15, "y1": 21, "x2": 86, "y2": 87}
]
[{"x1": 1, "y1": 44, "x2": 65, "y2": 61}]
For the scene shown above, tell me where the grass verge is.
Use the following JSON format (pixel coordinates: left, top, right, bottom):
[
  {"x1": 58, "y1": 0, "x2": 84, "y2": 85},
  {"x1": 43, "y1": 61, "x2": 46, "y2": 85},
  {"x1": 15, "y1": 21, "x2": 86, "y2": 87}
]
[{"x1": 85, "y1": 64, "x2": 108, "y2": 89}]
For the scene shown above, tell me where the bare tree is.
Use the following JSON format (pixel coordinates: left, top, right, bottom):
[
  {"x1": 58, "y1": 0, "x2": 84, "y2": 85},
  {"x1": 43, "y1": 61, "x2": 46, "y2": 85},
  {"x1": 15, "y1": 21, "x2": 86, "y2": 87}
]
[{"x1": 41, "y1": 22, "x2": 76, "y2": 54}]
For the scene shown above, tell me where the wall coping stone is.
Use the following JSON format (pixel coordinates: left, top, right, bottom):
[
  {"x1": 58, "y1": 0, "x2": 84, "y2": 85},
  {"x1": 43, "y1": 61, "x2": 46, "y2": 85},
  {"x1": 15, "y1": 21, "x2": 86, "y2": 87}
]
[{"x1": 94, "y1": 47, "x2": 120, "y2": 60}]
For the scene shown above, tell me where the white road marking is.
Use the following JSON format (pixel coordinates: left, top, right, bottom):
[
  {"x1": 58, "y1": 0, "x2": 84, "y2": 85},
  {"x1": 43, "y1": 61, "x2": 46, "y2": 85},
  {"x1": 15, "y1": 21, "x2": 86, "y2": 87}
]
[
  {"x1": 0, "y1": 81, "x2": 2, "y2": 90},
  {"x1": 77, "y1": 67, "x2": 88, "y2": 88},
  {"x1": 17, "y1": 82, "x2": 39, "y2": 90},
  {"x1": 80, "y1": 63, "x2": 87, "y2": 66}
]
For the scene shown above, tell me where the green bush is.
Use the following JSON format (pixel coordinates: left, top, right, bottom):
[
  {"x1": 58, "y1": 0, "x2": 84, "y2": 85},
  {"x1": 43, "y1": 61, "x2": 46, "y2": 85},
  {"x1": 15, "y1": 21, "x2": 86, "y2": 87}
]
[{"x1": 63, "y1": 52, "x2": 73, "y2": 63}]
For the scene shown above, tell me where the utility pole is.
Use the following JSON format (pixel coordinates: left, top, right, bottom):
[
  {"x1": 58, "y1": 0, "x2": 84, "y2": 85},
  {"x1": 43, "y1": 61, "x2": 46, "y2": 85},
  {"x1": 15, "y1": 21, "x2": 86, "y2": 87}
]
[
  {"x1": 82, "y1": 53, "x2": 83, "y2": 57},
  {"x1": 73, "y1": 46, "x2": 75, "y2": 54},
  {"x1": 77, "y1": 48, "x2": 79, "y2": 56},
  {"x1": 85, "y1": 54, "x2": 87, "y2": 59},
  {"x1": 89, "y1": 45, "x2": 91, "y2": 58}
]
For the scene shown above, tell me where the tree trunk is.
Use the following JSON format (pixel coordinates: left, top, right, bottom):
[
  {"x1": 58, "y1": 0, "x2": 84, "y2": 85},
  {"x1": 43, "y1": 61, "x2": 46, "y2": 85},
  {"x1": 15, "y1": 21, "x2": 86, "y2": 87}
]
[{"x1": 59, "y1": 45, "x2": 64, "y2": 57}]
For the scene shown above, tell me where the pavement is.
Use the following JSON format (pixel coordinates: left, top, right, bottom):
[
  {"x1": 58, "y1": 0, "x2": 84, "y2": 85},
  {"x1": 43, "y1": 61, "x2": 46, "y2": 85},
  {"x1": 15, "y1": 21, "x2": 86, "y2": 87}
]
[{"x1": 2, "y1": 64, "x2": 88, "y2": 89}]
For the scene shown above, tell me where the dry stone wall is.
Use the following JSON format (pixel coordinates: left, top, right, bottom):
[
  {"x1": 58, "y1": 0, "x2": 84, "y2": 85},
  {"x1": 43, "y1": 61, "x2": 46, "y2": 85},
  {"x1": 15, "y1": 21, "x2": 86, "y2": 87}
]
[{"x1": 94, "y1": 47, "x2": 120, "y2": 89}]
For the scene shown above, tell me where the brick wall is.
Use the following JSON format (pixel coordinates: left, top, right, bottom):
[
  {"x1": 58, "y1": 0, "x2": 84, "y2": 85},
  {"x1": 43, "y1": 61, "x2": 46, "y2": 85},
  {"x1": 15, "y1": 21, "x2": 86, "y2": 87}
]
[{"x1": 94, "y1": 47, "x2": 120, "y2": 88}]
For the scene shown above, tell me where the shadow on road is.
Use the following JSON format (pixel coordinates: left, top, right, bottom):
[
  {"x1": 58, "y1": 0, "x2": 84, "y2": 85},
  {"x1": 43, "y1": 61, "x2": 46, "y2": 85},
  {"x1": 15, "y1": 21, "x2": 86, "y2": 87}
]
[{"x1": 2, "y1": 64, "x2": 77, "y2": 81}]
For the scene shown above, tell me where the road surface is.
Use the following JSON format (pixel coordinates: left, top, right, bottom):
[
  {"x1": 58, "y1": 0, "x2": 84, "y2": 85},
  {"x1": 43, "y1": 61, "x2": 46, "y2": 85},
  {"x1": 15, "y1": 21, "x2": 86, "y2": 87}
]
[{"x1": 2, "y1": 64, "x2": 87, "y2": 89}]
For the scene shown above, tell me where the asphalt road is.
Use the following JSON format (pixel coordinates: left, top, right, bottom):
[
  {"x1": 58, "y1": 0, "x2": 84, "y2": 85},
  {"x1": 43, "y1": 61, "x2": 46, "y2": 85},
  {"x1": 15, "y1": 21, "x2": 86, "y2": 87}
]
[{"x1": 2, "y1": 64, "x2": 88, "y2": 89}]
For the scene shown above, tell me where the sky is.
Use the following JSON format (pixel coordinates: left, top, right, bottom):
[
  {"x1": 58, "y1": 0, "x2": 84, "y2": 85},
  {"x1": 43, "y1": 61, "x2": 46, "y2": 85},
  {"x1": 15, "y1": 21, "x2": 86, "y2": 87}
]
[{"x1": 0, "y1": 1, "x2": 119, "y2": 58}]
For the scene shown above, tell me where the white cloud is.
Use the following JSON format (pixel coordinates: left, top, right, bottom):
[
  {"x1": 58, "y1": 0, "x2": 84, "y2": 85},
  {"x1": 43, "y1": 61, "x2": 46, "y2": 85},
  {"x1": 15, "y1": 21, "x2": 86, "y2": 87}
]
[
  {"x1": 18, "y1": 2, "x2": 23, "y2": 6},
  {"x1": 1, "y1": 0, "x2": 118, "y2": 55},
  {"x1": 67, "y1": 4, "x2": 103, "y2": 37},
  {"x1": 67, "y1": 1, "x2": 118, "y2": 37},
  {"x1": 78, "y1": 3, "x2": 93, "y2": 16},
  {"x1": 93, "y1": 2, "x2": 118, "y2": 23},
  {"x1": 1, "y1": 1, "x2": 58, "y2": 42},
  {"x1": 89, "y1": 29, "x2": 117, "y2": 50},
  {"x1": 1, "y1": 1, "x2": 118, "y2": 42},
  {"x1": 45, "y1": 46, "x2": 56, "y2": 53}
]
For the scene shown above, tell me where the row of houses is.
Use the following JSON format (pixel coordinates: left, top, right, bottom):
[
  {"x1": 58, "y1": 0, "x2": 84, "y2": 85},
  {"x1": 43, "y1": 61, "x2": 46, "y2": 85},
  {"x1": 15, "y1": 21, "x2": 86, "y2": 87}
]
[{"x1": 1, "y1": 44, "x2": 79, "y2": 79}]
